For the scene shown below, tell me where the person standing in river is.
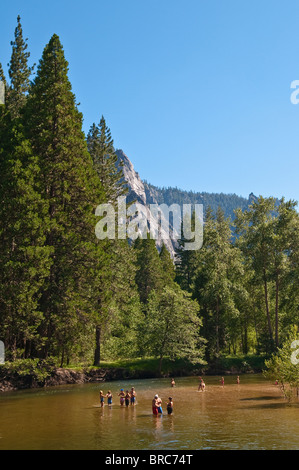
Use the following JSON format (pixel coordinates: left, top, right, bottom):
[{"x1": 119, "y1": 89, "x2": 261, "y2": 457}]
[
  {"x1": 106, "y1": 390, "x2": 113, "y2": 406},
  {"x1": 152, "y1": 394, "x2": 159, "y2": 415},
  {"x1": 125, "y1": 390, "x2": 131, "y2": 407},
  {"x1": 130, "y1": 387, "x2": 136, "y2": 405},
  {"x1": 198, "y1": 376, "x2": 203, "y2": 391},
  {"x1": 118, "y1": 389, "x2": 125, "y2": 406},
  {"x1": 156, "y1": 395, "x2": 163, "y2": 414},
  {"x1": 166, "y1": 397, "x2": 173, "y2": 415}
]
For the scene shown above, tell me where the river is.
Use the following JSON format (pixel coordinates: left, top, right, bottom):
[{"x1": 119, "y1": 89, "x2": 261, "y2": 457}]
[{"x1": 0, "y1": 374, "x2": 298, "y2": 450}]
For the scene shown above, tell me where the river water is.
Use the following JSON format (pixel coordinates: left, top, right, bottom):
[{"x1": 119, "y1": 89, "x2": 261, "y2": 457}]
[{"x1": 0, "y1": 374, "x2": 298, "y2": 450}]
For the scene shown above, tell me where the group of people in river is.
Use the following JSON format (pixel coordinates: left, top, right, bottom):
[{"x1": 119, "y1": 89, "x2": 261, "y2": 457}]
[
  {"x1": 99, "y1": 387, "x2": 137, "y2": 407},
  {"x1": 99, "y1": 375, "x2": 241, "y2": 415}
]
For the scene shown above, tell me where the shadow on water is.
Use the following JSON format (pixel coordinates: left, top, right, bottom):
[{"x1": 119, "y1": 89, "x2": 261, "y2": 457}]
[
  {"x1": 240, "y1": 396, "x2": 282, "y2": 401},
  {"x1": 241, "y1": 402, "x2": 299, "y2": 409}
]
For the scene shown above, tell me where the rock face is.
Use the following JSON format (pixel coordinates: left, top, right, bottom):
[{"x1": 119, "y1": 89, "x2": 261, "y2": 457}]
[
  {"x1": 116, "y1": 149, "x2": 177, "y2": 258},
  {"x1": 115, "y1": 149, "x2": 256, "y2": 258}
]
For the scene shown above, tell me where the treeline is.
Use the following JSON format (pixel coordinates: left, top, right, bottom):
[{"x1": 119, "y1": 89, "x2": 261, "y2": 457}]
[
  {"x1": 143, "y1": 182, "x2": 252, "y2": 221},
  {"x1": 0, "y1": 18, "x2": 298, "y2": 371},
  {"x1": 0, "y1": 17, "x2": 205, "y2": 371},
  {"x1": 175, "y1": 202, "x2": 299, "y2": 359}
]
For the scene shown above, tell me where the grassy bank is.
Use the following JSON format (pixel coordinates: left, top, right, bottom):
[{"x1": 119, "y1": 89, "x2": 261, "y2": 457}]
[
  {"x1": 0, "y1": 354, "x2": 268, "y2": 392},
  {"x1": 76, "y1": 353, "x2": 268, "y2": 376}
]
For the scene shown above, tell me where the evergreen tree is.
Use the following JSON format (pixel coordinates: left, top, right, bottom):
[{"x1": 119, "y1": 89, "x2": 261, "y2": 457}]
[
  {"x1": 87, "y1": 116, "x2": 127, "y2": 204},
  {"x1": 159, "y1": 243, "x2": 176, "y2": 286},
  {"x1": 134, "y1": 235, "x2": 164, "y2": 304},
  {"x1": 7, "y1": 15, "x2": 33, "y2": 118},
  {"x1": 174, "y1": 208, "x2": 203, "y2": 291},
  {"x1": 0, "y1": 105, "x2": 52, "y2": 359},
  {"x1": 0, "y1": 63, "x2": 8, "y2": 104},
  {"x1": 23, "y1": 34, "x2": 107, "y2": 361}
]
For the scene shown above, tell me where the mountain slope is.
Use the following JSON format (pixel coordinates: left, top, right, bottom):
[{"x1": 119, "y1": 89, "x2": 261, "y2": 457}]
[{"x1": 115, "y1": 149, "x2": 255, "y2": 256}]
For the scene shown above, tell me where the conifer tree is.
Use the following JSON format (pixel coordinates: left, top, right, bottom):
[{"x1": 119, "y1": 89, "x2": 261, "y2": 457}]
[
  {"x1": 134, "y1": 235, "x2": 164, "y2": 304},
  {"x1": 87, "y1": 116, "x2": 126, "y2": 204},
  {"x1": 7, "y1": 15, "x2": 33, "y2": 118},
  {"x1": 0, "y1": 104, "x2": 52, "y2": 359},
  {"x1": 23, "y1": 34, "x2": 107, "y2": 361},
  {"x1": 0, "y1": 63, "x2": 8, "y2": 103},
  {"x1": 159, "y1": 243, "x2": 176, "y2": 286}
]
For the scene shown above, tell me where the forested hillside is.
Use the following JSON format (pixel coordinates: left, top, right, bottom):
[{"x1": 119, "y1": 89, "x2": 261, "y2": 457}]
[
  {"x1": 0, "y1": 17, "x2": 298, "y2": 373},
  {"x1": 144, "y1": 182, "x2": 254, "y2": 221}
]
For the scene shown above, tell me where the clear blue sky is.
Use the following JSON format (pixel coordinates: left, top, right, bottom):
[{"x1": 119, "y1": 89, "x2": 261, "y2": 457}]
[{"x1": 1, "y1": 0, "x2": 299, "y2": 202}]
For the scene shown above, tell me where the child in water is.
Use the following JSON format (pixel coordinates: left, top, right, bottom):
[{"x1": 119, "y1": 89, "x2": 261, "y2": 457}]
[
  {"x1": 106, "y1": 390, "x2": 113, "y2": 405},
  {"x1": 125, "y1": 390, "x2": 131, "y2": 407},
  {"x1": 118, "y1": 389, "x2": 125, "y2": 406},
  {"x1": 166, "y1": 397, "x2": 173, "y2": 415},
  {"x1": 171, "y1": 378, "x2": 175, "y2": 387},
  {"x1": 100, "y1": 390, "x2": 105, "y2": 407},
  {"x1": 130, "y1": 387, "x2": 136, "y2": 405}
]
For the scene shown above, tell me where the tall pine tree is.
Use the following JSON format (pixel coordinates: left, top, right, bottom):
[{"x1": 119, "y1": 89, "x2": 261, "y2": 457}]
[
  {"x1": 7, "y1": 15, "x2": 33, "y2": 118},
  {"x1": 23, "y1": 34, "x2": 107, "y2": 361}
]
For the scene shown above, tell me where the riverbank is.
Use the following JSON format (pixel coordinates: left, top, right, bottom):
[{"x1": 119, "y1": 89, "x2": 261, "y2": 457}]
[{"x1": 0, "y1": 355, "x2": 267, "y2": 392}]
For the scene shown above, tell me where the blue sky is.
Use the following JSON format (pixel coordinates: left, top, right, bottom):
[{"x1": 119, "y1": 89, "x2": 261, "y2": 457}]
[{"x1": 1, "y1": 0, "x2": 299, "y2": 202}]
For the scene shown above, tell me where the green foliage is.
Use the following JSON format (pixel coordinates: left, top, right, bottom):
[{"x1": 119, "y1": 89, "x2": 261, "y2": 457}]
[
  {"x1": 7, "y1": 15, "x2": 34, "y2": 117},
  {"x1": 0, "y1": 357, "x2": 57, "y2": 383},
  {"x1": 144, "y1": 285, "x2": 206, "y2": 374},
  {"x1": 264, "y1": 326, "x2": 299, "y2": 401}
]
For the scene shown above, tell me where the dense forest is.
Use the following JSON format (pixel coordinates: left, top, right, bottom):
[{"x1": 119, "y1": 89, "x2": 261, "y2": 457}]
[
  {"x1": 0, "y1": 18, "x2": 299, "y2": 373},
  {"x1": 143, "y1": 182, "x2": 253, "y2": 221}
]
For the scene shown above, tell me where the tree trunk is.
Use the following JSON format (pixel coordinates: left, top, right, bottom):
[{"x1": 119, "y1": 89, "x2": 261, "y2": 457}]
[
  {"x1": 158, "y1": 354, "x2": 163, "y2": 377},
  {"x1": 215, "y1": 296, "x2": 220, "y2": 355},
  {"x1": 263, "y1": 268, "x2": 274, "y2": 347},
  {"x1": 94, "y1": 325, "x2": 101, "y2": 367},
  {"x1": 275, "y1": 273, "x2": 279, "y2": 348}
]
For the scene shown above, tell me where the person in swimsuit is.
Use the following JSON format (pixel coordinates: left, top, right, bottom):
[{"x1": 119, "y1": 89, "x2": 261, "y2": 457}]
[
  {"x1": 118, "y1": 389, "x2": 125, "y2": 406},
  {"x1": 130, "y1": 387, "x2": 136, "y2": 405},
  {"x1": 198, "y1": 376, "x2": 203, "y2": 391},
  {"x1": 156, "y1": 395, "x2": 163, "y2": 414},
  {"x1": 106, "y1": 390, "x2": 113, "y2": 405},
  {"x1": 171, "y1": 378, "x2": 175, "y2": 387},
  {"x1": 201, "y1": 379, "x2": 206, "y2": 391},
  {"x1": 166, "y1": 397, "x2": 173, "y2": 415},
  {"x1": 152, "y1": 395, "x2": 159, "y2": 415},
  {"x1": 220, "y1": 377, "x2": 224, "y2": 387},
  {"x1": 100, "y1": 390, "x2": 104, "y2": 407},
  {"x1": 236, "y1": 376, "x2": 240, "y2": 384},
  {"x1": 125, "y1": 390, "x2": 131, "y2": 407}
]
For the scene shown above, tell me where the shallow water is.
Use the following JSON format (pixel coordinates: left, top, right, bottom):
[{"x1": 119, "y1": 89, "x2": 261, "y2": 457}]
[{"x1": 0, "y1": 374, "x2": 298, "y2": 450}]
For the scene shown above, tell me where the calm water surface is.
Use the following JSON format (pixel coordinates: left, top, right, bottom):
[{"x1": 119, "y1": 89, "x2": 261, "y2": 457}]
[{"x1": 0, "y1": 374, "x2": 298, "y2": 450}]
